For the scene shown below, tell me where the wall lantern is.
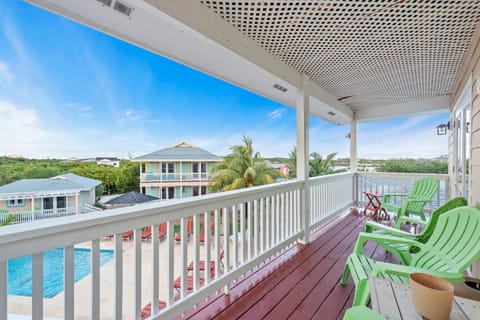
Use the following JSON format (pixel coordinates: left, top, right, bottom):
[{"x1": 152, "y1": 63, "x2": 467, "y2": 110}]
[{"x1": 436, "y1": 121, "x2": 450, "y2": 135}]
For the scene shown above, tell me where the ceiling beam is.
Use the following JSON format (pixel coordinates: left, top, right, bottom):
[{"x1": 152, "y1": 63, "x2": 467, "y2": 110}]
[{"x1": 356, "y1": 96, "x2": 450, "y2": 122}]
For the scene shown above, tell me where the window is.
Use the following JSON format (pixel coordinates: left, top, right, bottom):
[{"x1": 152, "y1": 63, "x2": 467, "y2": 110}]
[
  {"x1": 141, "y1": 187, "x2": 146, "y2": 194},
  {"x1": 201, "y1": 186, "x2": 207, "y2": 195},
  {"x1": 161, "y1": 162, "x2": 174, "y2": 173},
  {"x1": 43, "y1": 197, "x2": 53, "y2": 210},
  {"x1": 201, "y1": 163, "x2": 207, "y2": 173},
  {"x1": 57, "y1": 196, "x2": 66, "y2": 209},
  {"x1": 8, "y1": 199, "x2": 25, "y2": 207},
  {"x1": 192, "y1": 163, "x2": 199, "y2": 173},
  {"x1": 193, "y1": 186, "x2": 199, "y2": 196},
  {"x1": 141, "y1": 163, "x2": 146, "y2": 173},
  {"x1": 161, "y1": 187, "x2": 175, "y2": 199}
]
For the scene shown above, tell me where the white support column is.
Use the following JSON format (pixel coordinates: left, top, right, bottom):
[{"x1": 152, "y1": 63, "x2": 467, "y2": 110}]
[
  {"x1": 297, "y1": 75, "x2": 311, "y2": 244},
  {"x1": 53, "y1": 196, "x2": 57, "y2": 215},
  {"x1": 180, "y1": 161, "x2": 183, "y2": 199},
  {"x1": 350, "y1": 115, "x2": 358, "y2": 172},
  {"x1": 350, "y1": 115, "x2": 359, "y2": 207},
  {"x1": 75, "y1": 194, "x2": 79, "y2": 215},
  {"x1": 31, "y1": 197, "x2": 35, "y2": 221}
]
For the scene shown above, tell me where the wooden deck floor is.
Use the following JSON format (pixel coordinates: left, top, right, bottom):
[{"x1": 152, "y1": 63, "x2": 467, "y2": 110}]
[{"x1": 178, "y1": 213, "x2": 399, "y2": 320}]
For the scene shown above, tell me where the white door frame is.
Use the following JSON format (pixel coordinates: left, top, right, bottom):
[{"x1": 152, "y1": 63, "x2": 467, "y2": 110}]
[{"x1": 451, "y1": 77, "x2": 471, "y2": 199}]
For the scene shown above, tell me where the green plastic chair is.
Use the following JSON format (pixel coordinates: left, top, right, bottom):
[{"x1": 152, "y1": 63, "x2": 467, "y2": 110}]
[
  {"x1": 363, "y1": 197, "x2": 468, "y2": 264},
  {"x1": 343, "y1": 306, "x2": 385, "y2": 320},
  {"x1": 377, "y1": 177, "x2": 439, "y2": 228},
  {"x1": 341, "y1": 206, "x2": 480, "y2": 307}
]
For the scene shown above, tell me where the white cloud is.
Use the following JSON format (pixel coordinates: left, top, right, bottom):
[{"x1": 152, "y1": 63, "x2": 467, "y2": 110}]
[
  {"x1": 65, "y1": 102, "x2": 93, "y2": 117},
  {"x1": 0, "y1": 61, "x2": 14, "y2": 85},
  {"x1": 124, "y1": 108, "x2": 149, "y2": 121},
  {"x1": 268, "y1": 108, "x2": 285, "y2": 120},
  {"x1": 357, "y1": 117, "x2": 448, "y2": 159},
  {"x1": 0, "y1": 101, "x2": 70, "y2": 158}
]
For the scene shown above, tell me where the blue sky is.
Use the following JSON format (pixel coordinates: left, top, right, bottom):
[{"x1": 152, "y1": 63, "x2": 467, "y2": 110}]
[{"x1": 0, "y1": 1, "x2": 448, "y2": 160}]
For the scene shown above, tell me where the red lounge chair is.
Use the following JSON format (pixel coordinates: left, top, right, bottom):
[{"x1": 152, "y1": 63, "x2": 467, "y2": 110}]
[
  {"x1": 141, "y1": 226, "x2": 152, "y2": 240},
  {"x1": 199, "y1": 221, "x2": 215, "y2": 243},
  {"x1": 141, "y1": 300, "x2": 166, "y2": 319},
  {"x1": 122, "y1": 230, "x2": 134, "y2": 240},
  {"x1": 173, "y1": 275, "x2": 205, "y2": 292},
  {"x1": 187, "y1": 250, "x2": 224, "y2": 277},
  {"x1": 158, "y1": 222, "x2": 167, "y2": 240},
  {"x1": 175, "y1": 219, "x2": 193, "y2": 242}
]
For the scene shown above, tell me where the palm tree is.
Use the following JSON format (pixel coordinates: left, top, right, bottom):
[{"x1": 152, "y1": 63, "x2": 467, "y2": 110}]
[
  {"x1": 209, "y1": 136, "x2": 284, "y2": 192},
  {"x1": 309, "y1": 152, "x2": 340, "y2": 177},
  {"x1": 288, "y1": 148, "x2": 343, "y2": 178}
]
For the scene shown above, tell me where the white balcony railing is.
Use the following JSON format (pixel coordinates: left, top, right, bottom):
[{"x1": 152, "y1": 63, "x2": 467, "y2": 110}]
[
  {"x1": 309, "y1": 173, "x2": 354, "y2": 232},
  {"x1": 140, "y1": 172, "x2": 212, "y2": 182},
  {"x1": 355, "y1": 172, "x2": 450, "y2": 212},
  {"x1": 0, "y1": 172, "x2": 447, "y2": 319},
  {"x1": 0, "y1": 207, "x2": 78, "y2": 224}
]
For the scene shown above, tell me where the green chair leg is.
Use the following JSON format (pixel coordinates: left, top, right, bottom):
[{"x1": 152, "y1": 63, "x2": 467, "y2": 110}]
[
  {"x1": 352, "y1": 279, "x2": 370, "y2": 307},
  {"x1": 343, "y1": 306, "x2": 385, "y2": 320},
  {"x1": 341, "y1": 263, "x2": 350, "y2": 285}
]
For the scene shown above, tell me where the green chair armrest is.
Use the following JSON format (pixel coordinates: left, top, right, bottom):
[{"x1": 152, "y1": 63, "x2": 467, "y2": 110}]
[
  {"x1": 397, "y1": 216, "x2": 428, "y2": 227},
  {"x1": 364, "y1": 221, "x2": 415, "y2": 237},
  {"x1": 383, "y1": 193, "x2": 408, "y2": 197},
  {"x1": 353, "y1": 232, "x2": 423, "y2": 255},
  {"x1": 371, "y1": 262, "x2": 465, "y2": 283},
  {"x1": 382, "y1": 193, "x2": 408, "y2": 202},
  {"x1": 343, "y1": 306, "x2": 385, "y2": 320}
]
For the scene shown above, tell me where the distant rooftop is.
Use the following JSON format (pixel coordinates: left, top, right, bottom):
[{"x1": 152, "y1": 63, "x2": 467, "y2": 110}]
[
  {"x1": 104, "y1": 192, "x2": 158, "y2": 205},
  {"x1": 0, "y1": 173, "x2": 101, "y2": 197},
  {"x1": 133, "y1": 142, "x2": 222, "y2": 161},
  {"x1": 96, "y1": 157, "x2": 120, "y2": 161}
]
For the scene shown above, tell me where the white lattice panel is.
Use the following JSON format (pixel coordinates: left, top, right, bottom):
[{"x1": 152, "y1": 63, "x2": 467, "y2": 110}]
[{"x1": 199, "y1": 0, "x2": 480, "y2": 110}]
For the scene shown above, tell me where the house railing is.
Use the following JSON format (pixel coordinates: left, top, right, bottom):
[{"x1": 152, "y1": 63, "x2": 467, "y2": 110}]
[
  {"x1": 308, "y1": 173, "x2": 354, "y2": 232},
  {"x1": 0, "y1": 173, "x2": 353, "y2": 320},
  {"x1": 141, "y1": 172, "x2": 212, "y2": 182},
  {"x1": 0, "y1": 207, "x2": 78, "y2": 224},
  {"x1": 355, "y1": 172, "x2": 450, "y2": 212}
]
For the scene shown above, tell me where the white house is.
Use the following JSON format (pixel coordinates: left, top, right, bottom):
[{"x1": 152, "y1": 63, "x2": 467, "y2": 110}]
[
  {"x1": 0, "y1": 173, "x2": 101, "y2": 224},
  {"x1": 96, "y1": 157, "x2": 120, "y2": 167}
]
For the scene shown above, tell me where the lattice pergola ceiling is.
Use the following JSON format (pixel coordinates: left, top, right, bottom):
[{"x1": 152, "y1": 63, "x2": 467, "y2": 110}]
[{"x1": 199, "y1": 0, "x2": 480, "y2": 110}]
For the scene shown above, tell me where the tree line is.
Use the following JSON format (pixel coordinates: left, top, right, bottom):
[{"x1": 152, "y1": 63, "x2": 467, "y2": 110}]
[{"x1": 0, "y1": 157, "x2": 139, "y2": 195}]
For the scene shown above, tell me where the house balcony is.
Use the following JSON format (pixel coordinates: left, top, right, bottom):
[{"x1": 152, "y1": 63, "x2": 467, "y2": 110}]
[
  {"x1": 140, "y1": 173, "x2": 212, "y2": 183},
  {"x1": 0, "y1": 172, "x2": 449, "y2": 320},
  {"x1": 0, "y1": 206, "x2": 101, "y2": 225}
]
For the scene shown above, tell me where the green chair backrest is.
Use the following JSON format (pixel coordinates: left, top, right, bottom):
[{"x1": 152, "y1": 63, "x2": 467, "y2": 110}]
[
  {"x1": 411, "y1": 206, "x2": 480, "y2": 273},
  {"x1": 404, "y1": 177, "x2": 439, "y2": 213},
  {"x1": 416, "y1": 197, "x2": 468, "y2": 244}
]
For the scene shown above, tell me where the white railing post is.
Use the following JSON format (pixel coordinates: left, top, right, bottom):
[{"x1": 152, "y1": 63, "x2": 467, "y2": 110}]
[{"x1": 297, "y1": 74, "x2": 311, "y2": 244}]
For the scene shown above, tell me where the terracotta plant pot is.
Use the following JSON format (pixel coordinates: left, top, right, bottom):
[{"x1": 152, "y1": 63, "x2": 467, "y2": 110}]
[{"x1": 410, "y1": 272, "x2": 454, "y2": 320}]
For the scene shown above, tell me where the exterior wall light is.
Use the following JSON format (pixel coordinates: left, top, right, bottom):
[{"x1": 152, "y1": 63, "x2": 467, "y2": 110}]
[{"x1": 436, "y1": 121, "x2": 450, "y2": 135}]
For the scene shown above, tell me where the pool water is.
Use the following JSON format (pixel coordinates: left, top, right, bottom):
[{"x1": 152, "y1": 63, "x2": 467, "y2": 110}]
[{"x1": 8, "y1": 248, "x2": 114, "y2": 298}]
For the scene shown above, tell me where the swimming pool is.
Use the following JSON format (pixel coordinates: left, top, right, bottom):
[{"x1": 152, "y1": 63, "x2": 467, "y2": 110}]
[{"x1": 8, "y1": 248, "x2": 114, "y2": 298}]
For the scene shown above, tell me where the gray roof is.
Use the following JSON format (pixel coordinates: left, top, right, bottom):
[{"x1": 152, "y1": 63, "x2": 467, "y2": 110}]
[
  {"x1": 134, "y1": 142, "x2": 222, "y2": 161},
  {"x1": 58, "y1": 173, "x2": 101, "y2": 189},
  {"x1": 105, "y1": 192, "x2": 158, "y2": 205},
  {"x1": 0, "y1": 173, "x2": 101, "y2": 195}
]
